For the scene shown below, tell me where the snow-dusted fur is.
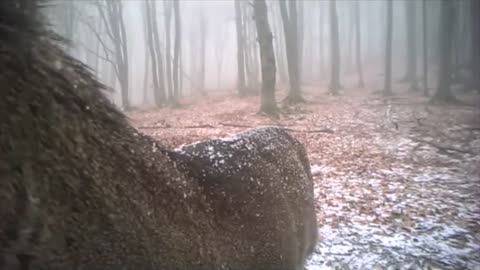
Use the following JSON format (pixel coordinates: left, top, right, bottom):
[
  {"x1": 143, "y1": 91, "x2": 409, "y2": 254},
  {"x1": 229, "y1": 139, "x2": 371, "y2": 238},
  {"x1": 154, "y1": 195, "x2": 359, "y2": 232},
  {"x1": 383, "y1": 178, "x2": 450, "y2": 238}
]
[
  {"x1": 0, "y1": 1, "x2": 317, "y2": 270},
  {"x1": 172, "y1": 126, "x2": 318, "y2": 269}
]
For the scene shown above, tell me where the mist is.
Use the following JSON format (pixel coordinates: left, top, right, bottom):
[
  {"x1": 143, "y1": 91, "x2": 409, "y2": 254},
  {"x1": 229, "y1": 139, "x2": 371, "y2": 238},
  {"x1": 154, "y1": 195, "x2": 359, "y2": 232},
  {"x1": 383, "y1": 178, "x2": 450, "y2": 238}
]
[
  {"x1": 44, "y1": 0, "x2": 474, "y2": 109},
  {"x1": 8, "y1": 0, "x2": 478, "y2": 268}
]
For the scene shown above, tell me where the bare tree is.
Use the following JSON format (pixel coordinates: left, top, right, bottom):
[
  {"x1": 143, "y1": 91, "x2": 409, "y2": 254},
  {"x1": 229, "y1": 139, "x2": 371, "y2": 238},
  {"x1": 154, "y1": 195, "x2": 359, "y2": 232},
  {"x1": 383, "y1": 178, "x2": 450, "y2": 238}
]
[
  {"x1": 422, "y1": 0, "x2": 428, "y2": 96},
  {"x1": 297, "y1": 0, "x2": 304, "y2": 79},
  {"x1": 432, "y1": 0, "x2": 456, "y2": 102},
  {"x1": 142, "y1": 5, "x2": 150, "y2": 104},
  {"x1": 164, "y1": 0, "x2": 173, "y2": 102},
  {"x1": 271, "y1": 3, "x2": 288, "y2": 84},
  {"x1": 97, "y1": 0, "x2": 130, "y2": 109},
  {"x1": 198, "y1": 7, "x2": 207, "y2": 95},
  {"x1": 145, "y1": 0, "x2": 167, "y2": 106},
  {"x1": 354, "y1": 0, "x2": 364, "y2": 87},
  {"x1": 215, "y1": 25, "x2": 227, "y2": 89},
  {"x1": 384, "y1": 0, "x2": 393, "y2": 96},
  {"x1": 319, "y1": 1, "x2": 325, "y2": 80},
  {"x1": 471, "y1": 0, "x2": 480, "y2": 90},
  {"x1": 253, "y1": 0, "x2": 278, "y2": 115},
  {"x1": 404, "y1": 0, "x2": 419, "y2": 91},
  {"x1": 172, "y1": 0, "x2": 181, "y2": 104},
  {"x1": 329, "y1": 0, "x2": 341, "y2": 95},
  {"x1": 279, "y1": 0, "x2": 303, "y2": 103}
]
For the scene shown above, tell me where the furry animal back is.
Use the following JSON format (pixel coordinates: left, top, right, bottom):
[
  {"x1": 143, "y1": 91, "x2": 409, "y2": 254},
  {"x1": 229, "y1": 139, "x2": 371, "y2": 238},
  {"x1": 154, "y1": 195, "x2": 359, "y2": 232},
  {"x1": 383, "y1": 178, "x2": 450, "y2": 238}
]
[{"x1": 0, "y1": 1, "x2": 317, "y2": 269}]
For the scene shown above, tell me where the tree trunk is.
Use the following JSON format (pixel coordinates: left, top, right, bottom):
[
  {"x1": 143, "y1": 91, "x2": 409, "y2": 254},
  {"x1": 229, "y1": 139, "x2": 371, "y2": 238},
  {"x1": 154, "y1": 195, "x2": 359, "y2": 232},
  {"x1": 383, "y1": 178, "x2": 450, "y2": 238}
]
[
  {"x1": 199, "y1": 8, "x2": 207, "y2": 95},
  {"x1": 172, "y1": 0, "x2": 181, "y2": 105},
  {"x1": 297, "y1": 0, "x2": 304, "y2": 81},
  {"x1": 319, "y1": 1, "x2": 325, "y2": 80},
  {"x1": 404, "y1": 0, "x2": 418, "y2": 91},
  {"x1": 354, "y1": 0, "x2": 364, "y2": 87},
  {"x1": 384, "y1": 0, "x2": 393, "y2": 96},
  {"x1": 235, "y1": 0, "x2": 247, "y2": 96},
  {"x1": 142, "y1": 5, "x2": 150, "y2": 104},
  {"x1": 471, "y1": 0, "x2": 480, "y2": 90},
  {"x1": 164, "y1": 0, "x2": 173, "y2": 103},
  {"x1": 422, "y1": 0, "x2": 428, "y2": 96},
  {"x1": 145, "y1": 0, "x2": 166, "y2": 107},
  {"x1": 329, "y1": 0, "x2": 341, "y2": 95},
  {"x1": 215, "y1": 25, "x2": 226, "y2": 89},
  {"x1": 279, "y1": 0, "x2": 303, "y2": 103},
  {"x1": 104, "y1": 1, "x2": 130, "y2": 109},
  {"x1": 253, "y1": 0, "x2": 278, "y2": 116},
  {"x1": 272, "y1": 4, "x2": 288, "y2": 84},
  {"x1": 432, "y1": 0, "x2": 456, "y2": 102}
]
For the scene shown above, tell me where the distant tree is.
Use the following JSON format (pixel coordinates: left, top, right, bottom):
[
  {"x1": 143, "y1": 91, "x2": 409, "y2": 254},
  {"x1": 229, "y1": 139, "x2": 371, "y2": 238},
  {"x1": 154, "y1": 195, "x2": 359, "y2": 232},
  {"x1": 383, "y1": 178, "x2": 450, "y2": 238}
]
[
  {"x1": 96, "y1": 1, "x2": 130, "y2": 109},
  {"x1": 172, "y1": 0, "x2": 181, "y2": 104},
  {"x1": 142, "y1": 4, "x2": 150, "y2": 104},
  {"x1": 246, "y1": 6, "x2": 260, "y2": 92},
  {"x1": 271, "y1": 3, "x2": 288, "y2": 84},
  {"x1": 297, "y1": 0, "x2": 304, "y2": 78},
  {"x1": 383, "y1": 0, "x2": 393, "y2": 96},
  {"x1": 234, "y1": 0, "x2": 248, "y2": 96},
  {"x1": 318, "y1": 1, "x2": 325, "y2": 80},
  {"x1": 215, "y1": 25, "x2": 227, "y2": 89},
  {"x1": 145, "y1": 0, "x2": 166, "y2": 106},
  {"x1": 253, "y1": 0, "x2": 278, "y2": 115},
  {"x1": 354, "y1": 0, "x2": 364, "y2": 87},
  {"x1": 431, "y1": 0, "x2": 456, "y2": 102},
  {"x1": 422, "y1": 0, "x2": 428, "y2": 96},
  {"x1": 279, "y1": 0, "x2": 303, "y2": 103},
  {"x1": 329, "y1": 0, "x2": 341, "y2": 95},
  {"x1": 164, "y1": 0, "x2": 173, "y2": 102},
  {"x1": 404, "y1": 0, "x2": 419, "y2": 91},
  {"x1": 198, "y1": 7, "x2": 207, "y2": 95},
  {"x1": 471, "y1": 0, "x2": 480, "y2": 90}
]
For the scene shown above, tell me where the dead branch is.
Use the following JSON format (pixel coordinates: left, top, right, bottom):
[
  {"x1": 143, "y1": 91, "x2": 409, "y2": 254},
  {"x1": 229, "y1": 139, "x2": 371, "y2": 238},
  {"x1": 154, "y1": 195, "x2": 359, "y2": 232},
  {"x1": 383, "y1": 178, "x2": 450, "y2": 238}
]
[
  {"x1": 219, "y1": 122, "x2": 253, "y2": 128},
  {"x1": 284, "y1": 128, "x2": 335, "y2": 134},
  {"x1": 137, "y1": 124, "x2": 215, "y2": 130}
]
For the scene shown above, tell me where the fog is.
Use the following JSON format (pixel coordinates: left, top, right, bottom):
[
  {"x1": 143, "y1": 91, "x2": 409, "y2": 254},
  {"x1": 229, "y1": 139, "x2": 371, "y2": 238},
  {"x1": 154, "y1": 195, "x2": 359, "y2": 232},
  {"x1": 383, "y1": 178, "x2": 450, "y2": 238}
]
[{"x1": 44, "y1": 0, "x2": 469, "y2": 108}]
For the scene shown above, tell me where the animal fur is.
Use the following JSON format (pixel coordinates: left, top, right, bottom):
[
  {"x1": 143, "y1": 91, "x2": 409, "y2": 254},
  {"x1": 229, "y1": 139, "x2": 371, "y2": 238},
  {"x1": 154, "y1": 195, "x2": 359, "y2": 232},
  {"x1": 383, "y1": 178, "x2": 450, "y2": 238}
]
[{"x1": 0, "y1": 1, "x2": 318, "y2": 269}]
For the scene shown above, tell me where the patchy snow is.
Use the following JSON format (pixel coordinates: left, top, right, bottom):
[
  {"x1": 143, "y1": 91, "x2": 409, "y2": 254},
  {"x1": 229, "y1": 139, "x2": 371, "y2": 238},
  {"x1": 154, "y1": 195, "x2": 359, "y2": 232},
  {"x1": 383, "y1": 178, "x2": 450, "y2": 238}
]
[{"x1": 130, "y1": 85, "x2": 480, "y2": 269}]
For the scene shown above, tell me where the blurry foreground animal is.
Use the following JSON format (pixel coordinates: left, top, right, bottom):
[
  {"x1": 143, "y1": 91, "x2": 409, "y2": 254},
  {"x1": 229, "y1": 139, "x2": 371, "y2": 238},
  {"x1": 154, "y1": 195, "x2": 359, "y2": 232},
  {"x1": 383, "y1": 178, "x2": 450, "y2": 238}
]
[{"x1": 0, "y1": 1, "x2": 317, "y2": 269}]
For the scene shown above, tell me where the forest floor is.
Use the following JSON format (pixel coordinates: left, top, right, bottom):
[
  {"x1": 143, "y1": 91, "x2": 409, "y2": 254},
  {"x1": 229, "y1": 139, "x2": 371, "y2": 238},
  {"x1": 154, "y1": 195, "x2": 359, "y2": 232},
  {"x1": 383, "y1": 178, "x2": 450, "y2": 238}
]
[{"x1": 129, "y1": 81, "x2": 480, "y2": 270}]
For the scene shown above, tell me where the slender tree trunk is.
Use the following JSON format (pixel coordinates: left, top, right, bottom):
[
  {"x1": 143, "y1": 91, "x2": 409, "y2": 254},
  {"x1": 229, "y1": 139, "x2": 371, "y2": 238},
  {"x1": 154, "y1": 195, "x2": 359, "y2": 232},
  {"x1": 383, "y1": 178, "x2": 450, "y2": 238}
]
[
  {"x1": 199, "y1": 8, "x2": 206, "y2": 95},
  {"x1": 329, "y1": 0, "x2": 341, "y2": 95},
  {"x1": 279, "y1": 0, "x2": 303, "y2": 103},
  {"x1": 272, "y1": 4, "x2": 287, "y2": 84},
  {"x1": 432, "y1": 0, "x2": 456, "y2": 102},
  {"x1": 104, "y1": 1, "x2": 130, "y2": 109},
  {"x1": 253, "y1": 0, "x2": 278, "y2": 115},
  {"x1": 404, "y1": 0, "x2": 418, "y2": 91},
  {"x1": 249, "y1": 12, "x2": 260, "y2": 92},
  {"x1": 422, "y1": 0, "x2": 428, "y2": 96},
  {"x1": 384, "y1": 0, "x2": 393, "y2": 96},
  {"x1": 172, "y1": 0, "x2": 181, "y2": 105},
  {"x1": 471, "y1": 0, "x2": 480, "y2": 90},
  {"x1": 146, "y1": 0, "x2": 166, "y2": 106},
  {"x1": 164, "y1": 0, "x2": 173, "y2": 103},
  {"x1": 354, "y1": 0, "x2": 364, "y2": 87},
  {"x1": 243, "y1": 4, "x2": 254, "y2": 91},
  {"x1": 189, "y1": 27, "x2": 196, "y2": 93},
  {"x1": 215, "y1": 26, "x2": 226, "y2": 89},
  {"x1": 298, "y1": 0, "x2": 304, "y2": 81},
  {"x1": 319, "y1": 1, "x2": 325, "y2": 80},
  {"x1": 142, "y1": 6, "x2": 150, "y2": 104},
  {"x1": 347, "y1": 4, "x2": 355, "y2": 73}
]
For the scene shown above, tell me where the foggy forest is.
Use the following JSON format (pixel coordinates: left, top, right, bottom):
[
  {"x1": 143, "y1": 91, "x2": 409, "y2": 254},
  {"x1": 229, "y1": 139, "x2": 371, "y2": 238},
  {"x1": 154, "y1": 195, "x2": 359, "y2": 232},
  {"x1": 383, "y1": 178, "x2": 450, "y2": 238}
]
[{"x1": 1, "y1": 0, "x2": 480, "y2": 269}]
